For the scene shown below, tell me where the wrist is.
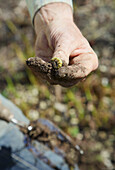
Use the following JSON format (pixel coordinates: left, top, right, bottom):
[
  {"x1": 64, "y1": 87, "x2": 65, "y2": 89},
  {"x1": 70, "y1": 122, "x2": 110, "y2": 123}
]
[{"x1": 34, "y1": 2, "x2": 73, "y2": 35}]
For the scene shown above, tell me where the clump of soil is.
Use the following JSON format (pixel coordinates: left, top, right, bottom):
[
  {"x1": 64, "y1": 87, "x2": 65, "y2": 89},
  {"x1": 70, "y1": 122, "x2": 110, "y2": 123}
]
[
  {"x1": 22, "y1": 118, "x2": 81, "y2": 167},
  {"x1": 26, "y1": 57, "x2": 83, "y2": 87}
]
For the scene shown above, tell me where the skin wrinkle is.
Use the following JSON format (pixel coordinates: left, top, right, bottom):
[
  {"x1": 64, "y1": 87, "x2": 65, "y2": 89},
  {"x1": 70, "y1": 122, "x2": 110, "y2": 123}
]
[
  {"x1": 70, "y1": 49, "x2": 93, "y2": 57},
  {"x1": 45, "y1": 28, "x2": 54, "y2": 50}
]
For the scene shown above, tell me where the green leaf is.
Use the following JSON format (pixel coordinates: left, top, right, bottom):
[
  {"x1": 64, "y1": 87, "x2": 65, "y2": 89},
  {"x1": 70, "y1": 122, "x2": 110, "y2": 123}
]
[{"x1": 68, "y1": 126, "x2": 79, "y2": 137}]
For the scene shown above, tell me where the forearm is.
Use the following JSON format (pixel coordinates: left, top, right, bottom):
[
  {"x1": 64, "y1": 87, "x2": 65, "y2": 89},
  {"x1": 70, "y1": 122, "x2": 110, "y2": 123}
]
[{"x1": 26, "y1": 0, "x2": 73, "y2": 23}]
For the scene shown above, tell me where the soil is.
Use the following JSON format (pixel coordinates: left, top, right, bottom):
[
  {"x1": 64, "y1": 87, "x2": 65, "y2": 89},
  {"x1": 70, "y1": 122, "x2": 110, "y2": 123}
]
[
  {"x1": 23, "y1": 118, "x2": 81, "y2": 168},
  {"x1": 26, "y1": 57, "x2": 83, "y2": 87},
  {"x1": 21, "y1": 118, "x2": 113, "y2": 170}
]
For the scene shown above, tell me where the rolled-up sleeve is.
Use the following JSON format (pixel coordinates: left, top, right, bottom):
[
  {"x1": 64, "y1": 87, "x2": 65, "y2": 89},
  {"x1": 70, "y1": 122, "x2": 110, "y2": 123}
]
[{"x1": 26, "y1": 0, "x2": 73, "y2": 22}]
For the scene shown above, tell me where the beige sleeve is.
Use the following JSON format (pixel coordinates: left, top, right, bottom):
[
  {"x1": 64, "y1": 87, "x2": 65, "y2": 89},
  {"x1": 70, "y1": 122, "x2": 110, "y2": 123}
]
[{"x1": 26, "y1": 0, "x2": 73, "y2": 22}]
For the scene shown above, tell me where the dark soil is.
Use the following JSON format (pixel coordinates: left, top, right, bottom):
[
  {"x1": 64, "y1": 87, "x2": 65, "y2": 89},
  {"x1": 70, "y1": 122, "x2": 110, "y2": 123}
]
[
  {"x1": 23, "y1": 118, "x2": 81, "y2": 168},
  {"x1": 26, "y1": 57, "x2": 83, "y2": 87}
]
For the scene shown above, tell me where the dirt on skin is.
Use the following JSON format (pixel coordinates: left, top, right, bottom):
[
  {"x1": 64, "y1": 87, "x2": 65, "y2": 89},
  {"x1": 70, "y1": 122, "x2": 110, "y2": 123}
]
[{"x1": 26, "y1": 57, "x2": 84, "y2": 87}]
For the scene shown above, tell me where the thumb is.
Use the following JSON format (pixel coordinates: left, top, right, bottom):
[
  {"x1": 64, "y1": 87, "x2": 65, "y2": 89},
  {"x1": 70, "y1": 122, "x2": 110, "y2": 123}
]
[{"x1": 51, "y1": 40, "x2": 73, "y2": 67}]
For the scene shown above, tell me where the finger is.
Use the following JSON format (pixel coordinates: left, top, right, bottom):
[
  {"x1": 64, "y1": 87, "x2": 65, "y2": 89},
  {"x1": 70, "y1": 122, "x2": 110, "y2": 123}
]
[
  {"x1": 57, "y1": 64, "x2": 87, "y2": 79},
  {"x1": 70, "y1": 52, "x2": 98, "y2": 78},
  {"x1": 51, "y1": 35, "x2": 77, "y2": 66},
  {"x1": 70, "y1": 48, "x2": 93, "y2": 57},
  {"x1": 52, "y1": 65, "x2": 84, "y2": 87}
]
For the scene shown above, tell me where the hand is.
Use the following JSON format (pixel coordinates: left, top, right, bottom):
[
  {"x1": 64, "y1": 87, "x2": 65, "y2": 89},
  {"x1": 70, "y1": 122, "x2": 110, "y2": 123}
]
[{"x1": 27, "y1": 3, "x2": 98, "y2": 87}]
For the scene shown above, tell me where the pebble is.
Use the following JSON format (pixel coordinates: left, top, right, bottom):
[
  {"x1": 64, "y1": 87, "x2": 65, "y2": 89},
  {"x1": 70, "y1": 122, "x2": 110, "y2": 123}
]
[
  {"x1": 98, "y1": 131, "x2": 107, "y2": 140},
  {"x1": 28, "y1": 109, "x2": 39, "y2": 120},
  {"x1": 70, "y1": 118, "x2": 79, "y2": 125},
  {"x1": 54, "y1": 102, "x2": 67, "y2": 113},
  {"x1": 69, "y1": 109, "x2": 76, "y2": 117},
  {"x1": 99, "y1": 65, "x2": 108, "y2": 73},
  {"x1": 101, "y1": 77, "x2": 109, "y2": 86},
  {"x1": 76, "y1": 133, "x2": 83, "y2": 140},
  {"x1": 54, "y1": 115, "x2": 61, "y2": 122},
  {"x1": 39, "y1": 101, "x2": 47, "y2": 110}
]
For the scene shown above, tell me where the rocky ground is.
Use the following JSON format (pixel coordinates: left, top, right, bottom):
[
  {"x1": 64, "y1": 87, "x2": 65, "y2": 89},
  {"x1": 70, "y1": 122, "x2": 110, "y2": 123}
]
[{"x1": 0, "y1": 0, "x2": 115, "y2": 170}]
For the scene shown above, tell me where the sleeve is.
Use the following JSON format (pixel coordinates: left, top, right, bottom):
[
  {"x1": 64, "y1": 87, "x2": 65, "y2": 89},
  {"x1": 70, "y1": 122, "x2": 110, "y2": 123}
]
[{"x1": 26, "y1": 0, "x2": 73, "y2": 22}]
